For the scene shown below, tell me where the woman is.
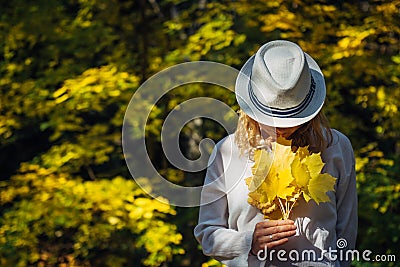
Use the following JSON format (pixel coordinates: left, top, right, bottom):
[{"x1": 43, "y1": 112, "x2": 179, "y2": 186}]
[{"x1": 194, "y1": 40, "x2": 357, "y2": 266}]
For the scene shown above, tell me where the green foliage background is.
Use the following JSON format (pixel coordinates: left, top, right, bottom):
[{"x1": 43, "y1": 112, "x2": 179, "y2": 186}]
[{"x1": 0, "y1": 0, "x2": 399, "y2": 266}]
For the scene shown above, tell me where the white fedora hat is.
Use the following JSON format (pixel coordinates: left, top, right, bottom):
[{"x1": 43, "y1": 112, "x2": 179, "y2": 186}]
[{"x1": 235, "y1": 40, "x2": 326, "y2": 127}]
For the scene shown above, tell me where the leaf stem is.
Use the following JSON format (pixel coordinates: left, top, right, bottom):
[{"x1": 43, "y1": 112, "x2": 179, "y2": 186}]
[
  {"x1": 277, "y1": 198, "x2": 286, "y2": 219},
  {"x1": 288, "y1": 197, "x2": 298, "y2": 216}
]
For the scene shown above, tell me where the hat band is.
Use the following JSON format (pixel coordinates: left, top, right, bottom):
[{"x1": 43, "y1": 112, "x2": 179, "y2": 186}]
[{"x1": 248, "y1": 74, "x2": 316, "y2": 118}]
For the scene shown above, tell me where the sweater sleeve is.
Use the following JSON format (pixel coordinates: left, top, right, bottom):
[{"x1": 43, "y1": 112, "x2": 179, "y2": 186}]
[
  {"x1": 194, "y1": 143, "x2": 254, "y2": 264},
  {"x1": 331, "y1": 131, "x2": 358, "y2": 267}
]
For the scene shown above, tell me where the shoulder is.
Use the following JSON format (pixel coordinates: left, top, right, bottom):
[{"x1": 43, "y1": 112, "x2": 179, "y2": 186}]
[
  {"x1": 323, "y1": 130, "x2": 356, "y2": 186},
  {"x1": 323, "y1": 129, "x2": 355, "y2": 171},
  {"x1": 214, "y1": 134, "x2": 240, "y2": 155},
  {"x1": 327, "y1": 129, "x2": 353, "y2": 152},
  {"x1": 210, "y1": 134, "x2": 247, "y2": 165}
]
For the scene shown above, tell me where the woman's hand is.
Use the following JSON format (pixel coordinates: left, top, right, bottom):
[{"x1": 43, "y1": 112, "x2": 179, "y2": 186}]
[{"x1": 251, "y1": 219, "x2": 297, "y2": 255}]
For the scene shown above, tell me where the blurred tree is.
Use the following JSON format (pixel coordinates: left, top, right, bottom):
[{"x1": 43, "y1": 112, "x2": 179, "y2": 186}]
[
  {"x1": 0, "y1": 0, "x2": 185, "y2": 266},
  {"x1": 0, "y1": 165, "x2": 183, "y2": 266}
]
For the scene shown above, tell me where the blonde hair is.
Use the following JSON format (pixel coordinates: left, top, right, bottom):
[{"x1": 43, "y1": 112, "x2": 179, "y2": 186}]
[{"x1": 234, "y1": 109, "x2": 332, "y2": 156}]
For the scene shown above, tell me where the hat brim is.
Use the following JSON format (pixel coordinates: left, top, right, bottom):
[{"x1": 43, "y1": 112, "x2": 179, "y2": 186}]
[{"x1": 235, "y1": 53, "x2": 326, "y2": 128}]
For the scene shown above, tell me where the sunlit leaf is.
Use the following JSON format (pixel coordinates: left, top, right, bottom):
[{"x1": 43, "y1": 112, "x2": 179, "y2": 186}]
[
  {"x1": 308, "y1": 173, "x2": 336, "y2": 204},
  {"x1": 246, "y1": 138, "x2": 337, "y2": 219}
]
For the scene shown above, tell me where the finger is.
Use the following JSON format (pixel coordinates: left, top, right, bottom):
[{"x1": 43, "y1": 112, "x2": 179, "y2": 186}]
[
  {"x1": 266, "y1": 219, "x2": 295, "y2": 227},
  {"x1": 257, "y1": 229, "x2": 297, "y2": 244},
  {"x1": 269, "y1": 224, "x2": 297, "y2": 234},
  {"x1": 272, "y1": 229, "x2": 297, "y2": 240},
  {"x1": 257, "y1": 220, "x2": 295, "y2": 229},
  {"x1": 256, "y1": 224, "x2": 296, "y2": 237}
]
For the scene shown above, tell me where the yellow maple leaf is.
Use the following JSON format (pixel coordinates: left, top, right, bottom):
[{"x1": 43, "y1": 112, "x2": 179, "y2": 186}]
[
  {"x1": 260, "y1": 142, "x2": 295, "y2": 203},
  {"x1": 302, "y1": 152, "x2": 336, "y2": 204},
  {"x1": 268, "y1": 142, "x2": 295, "y2": 178},
  {"x1": 304, "y1": 153, "x2": 325, "y2": 178},
  {"x1": 248, "y1": 189, "x2": 262, "y2": 203},
  {"x1": 244, "y1": 176, "x2": 252, "y2": 187},
  {"x1": 246, "y1": 137, "x2": 337, "y2": 219},
  {"x1": 291, "y1": 156, "x2": 311, "y2": 189},
  {"x1": 296, "y1": 146, "x2": 311, "y2": 160},
  {"x1": 263, "y1": 204, "x2": 283, "y2": 220},
  {"x1": 263, "y1": 171, "x2": 295, "y2": 203},
  {"x1": 248, "y1": 149, "x2": 273, "y2": 192},
  {"x1": 308, "y1": 173, "x2": 337, "y2": 204}
]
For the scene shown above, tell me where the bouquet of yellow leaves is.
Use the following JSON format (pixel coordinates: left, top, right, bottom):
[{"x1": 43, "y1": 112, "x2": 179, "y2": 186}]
[{"x1": 245, "y1": 137, "x2": 337, "y2": 220}]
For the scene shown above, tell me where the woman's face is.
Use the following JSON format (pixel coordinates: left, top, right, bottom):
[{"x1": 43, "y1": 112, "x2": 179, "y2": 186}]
[{"x1": 258, "y1": 123, "x2": 302, "y2": 140}]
